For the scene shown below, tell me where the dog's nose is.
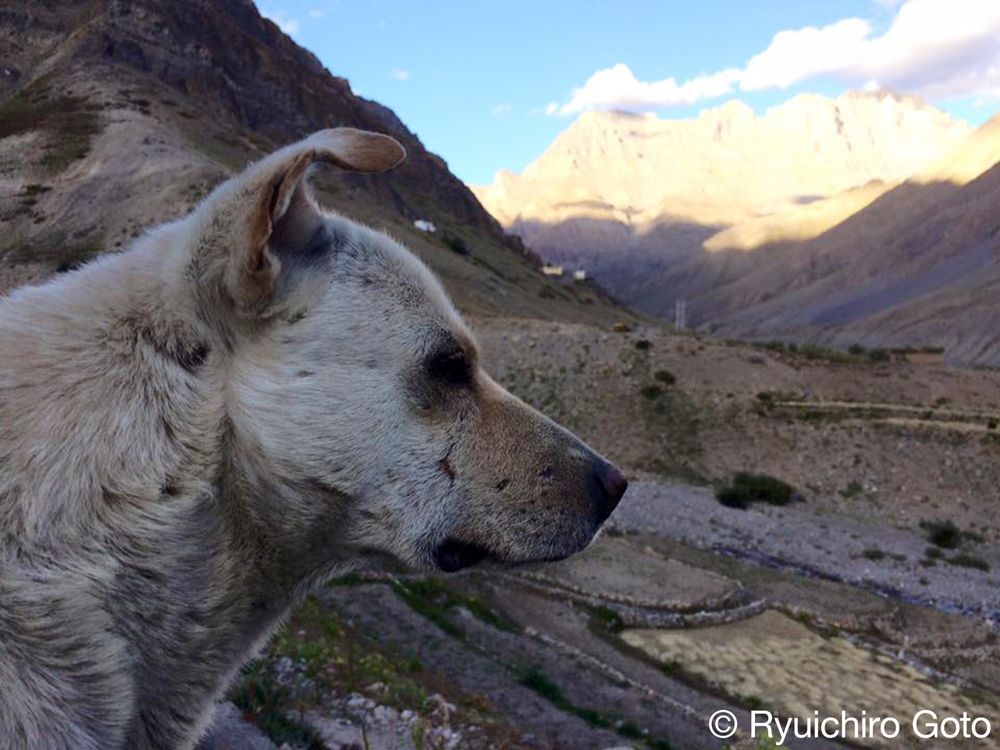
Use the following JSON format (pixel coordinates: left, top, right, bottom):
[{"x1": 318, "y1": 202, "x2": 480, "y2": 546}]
[{"x1": 592, "y1": 460, "x2": 628, "y2": 523}]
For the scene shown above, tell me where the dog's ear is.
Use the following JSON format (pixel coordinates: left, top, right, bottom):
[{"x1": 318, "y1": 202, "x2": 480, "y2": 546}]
[{"x1": 194, "y1": 128, "x2": 405, "y2": 315}]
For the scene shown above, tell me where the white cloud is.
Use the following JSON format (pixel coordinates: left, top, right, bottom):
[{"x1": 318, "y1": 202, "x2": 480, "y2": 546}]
[
  {"x1": 389, "y1": 68, "x2": 411, "y2": 81},
  {"x1": 740, "y1": 18, "x2": 872, "y2": 91},
  {"x1": 307, "y1": 9, "x2": 326, "y2": 19},
  {"x1": 492, "y1": 103, "x2": 513, "y2": 116},
  {"x1": 848, "y1": 0, "x2": 1000, "y2": 99},
  {"x1": 551, "y1": 63, "x2": 741, "y2": 115},
  {"x1": 261, "y1": 9, "x2": 300, "y2": 35},
  {"x1": 549, "y1": 0, "x2": 1000, "y2": 115}
]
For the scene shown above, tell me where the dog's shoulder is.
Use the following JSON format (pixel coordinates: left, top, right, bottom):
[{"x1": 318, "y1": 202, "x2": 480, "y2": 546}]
[{"x1": 0, "y1": 224, "x2": 220, "y2": 541}]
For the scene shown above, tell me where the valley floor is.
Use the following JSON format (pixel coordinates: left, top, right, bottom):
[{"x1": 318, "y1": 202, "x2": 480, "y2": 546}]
[
  {"x1": 202, "y1": 478, "x2": 999, "y2": 750},
  {"x1": 197, "y1": 315, "x2": 1000, "y2": 749}
]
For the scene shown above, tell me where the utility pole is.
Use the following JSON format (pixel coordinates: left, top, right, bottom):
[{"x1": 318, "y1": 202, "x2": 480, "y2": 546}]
[{"x1": 675, "y1": 299, "x2": 687, "y2": 331}]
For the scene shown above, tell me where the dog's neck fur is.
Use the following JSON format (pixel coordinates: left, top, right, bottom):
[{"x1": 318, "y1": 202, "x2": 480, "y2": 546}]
[
  {"x1": 107, "y1": 452, "x2": 350, "y2": 748},
  {"x1": 0, "y1": 232, "x2": 351, "y2": 748}
]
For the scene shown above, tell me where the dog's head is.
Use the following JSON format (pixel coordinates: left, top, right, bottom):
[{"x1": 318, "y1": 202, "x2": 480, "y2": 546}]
[{"x1": 190, "y1": 129, "x2": 627, "y2": 573}]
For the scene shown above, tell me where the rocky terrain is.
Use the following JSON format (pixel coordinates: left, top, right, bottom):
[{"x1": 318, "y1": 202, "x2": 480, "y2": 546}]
[
  {"x1": 471, "y1": 91, "x2": 965, "y2": 277},
  {"x1": 473, "y1": 94, "x2": 1000, "y2": 367},
  {"x1": 473, "y1": 91, "x2": 965, "y2": 252},
  {"x1": 198, "y1": 319, "x2": 999, "y2": 750},
  {"x1": 0, "y1": 0, "x2": 626, "y2": 324},
  {"x1": 478, "y1": 317, "x2": 1000, "y2": 540},
  {"x1": 699, "y1": 116, "x2": 1000, "y2": 365}
]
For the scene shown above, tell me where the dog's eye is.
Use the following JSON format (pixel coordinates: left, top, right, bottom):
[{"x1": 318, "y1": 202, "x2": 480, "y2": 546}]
[{"x1": 428, "y1": 350, "x2": 472, "y2": 386}]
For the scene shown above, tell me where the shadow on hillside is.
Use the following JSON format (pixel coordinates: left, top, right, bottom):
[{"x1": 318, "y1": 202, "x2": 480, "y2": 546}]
[{"x1": 507, "y1": 170, "x2": 1000, "y2": 343}]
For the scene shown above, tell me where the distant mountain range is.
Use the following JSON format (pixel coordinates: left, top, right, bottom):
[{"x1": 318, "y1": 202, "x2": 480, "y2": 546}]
[
  {"x1": 709, "y1": 114, "x2": 1000, "y2": 365},
  {"x1": 473, "y1": 92, "x2": 1000, "y2": 365},
  {"x1": 0, "y1": 0, "x2": 623, "y2": 325}
]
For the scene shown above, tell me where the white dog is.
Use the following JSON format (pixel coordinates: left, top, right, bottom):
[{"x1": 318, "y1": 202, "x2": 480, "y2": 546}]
[{"x1": 0, "y1": 128, "x2": 628, "y2": 749}]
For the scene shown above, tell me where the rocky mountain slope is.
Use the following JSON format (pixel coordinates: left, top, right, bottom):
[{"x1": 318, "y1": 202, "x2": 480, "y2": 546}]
[
  {"x1": 472, "y1": 90, "x2": 966, "y2": 269},
  {"x1": 703, "y1": 114, "x2": 1000, "y2": 363},
  {"x1": 0, "y1": 0, "x2": 625, "y2": 324},
  {"x1": 474, "y1": 91, "x2": 1000, "y2": 365}
]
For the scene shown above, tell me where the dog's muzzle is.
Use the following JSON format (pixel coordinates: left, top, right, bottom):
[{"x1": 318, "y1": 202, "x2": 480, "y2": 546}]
[{"x1": 432, "y1": 459, "x2": 628, "y2": 573}]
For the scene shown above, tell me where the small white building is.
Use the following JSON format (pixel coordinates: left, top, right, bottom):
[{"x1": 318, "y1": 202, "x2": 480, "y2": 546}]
[
  {"x1": 413, "y1": 219, "x2": 436, "y2": 233},
  {"x1": 542, "y1": 264, "x2": 564, "y2": 277},
  {"x1": 572, "y1": 269, "x2": 587, "y2": 281}
]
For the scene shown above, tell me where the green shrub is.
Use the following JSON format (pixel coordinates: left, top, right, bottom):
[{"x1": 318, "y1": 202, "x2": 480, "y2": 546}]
[
  {"x1": 517, "y1": 666, "x2": 673, "y2": 747},
  {"x1": 229, "y1": 663, "x2": 327, "y2": 749},
  {"x1": 391, "y1": 577, "x2": 518, "y2": 637},
  {"x1": 839, "y1": 480, "x2": 863, "y2": 499},
  {"x1": 518, "y1": 667, "x2": 609, "y2": 728},
  {"x1": 717, "y1": 472, "x2": 797, "y2": 509},
  {"x1": 654, "y1": 369, "x2": 676, "y2": 385},
  {"x1": 0, "y1": 92, "x2": 101, "y2": 173},
  {"x1": 441, "y1": 232, "x2": 470, "y2": 255},
  {"x1": 948, "y1": 554, "x2": 991, "y2": 572},
  {"x1": 861, "y1": 548, "x2": 885, "y2": 561},
  {"x1": 640, "y1": 384, "x2": 664, "y2": 400},
  {"x1": 518, "y1": 667, "x2": 566, "y2": 704},
  {"x1": 920, "y1": 519, "x2": 962, "y2": 549},
  {"x1": 588, "y1": 605, "x2": 624, "y2": 633},
  {"x1": 799, "y1": 344, "x2": 830, "y2": 360}
]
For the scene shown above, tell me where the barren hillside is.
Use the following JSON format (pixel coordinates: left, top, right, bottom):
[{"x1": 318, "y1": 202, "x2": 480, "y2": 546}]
[
  {"x1": 0, "y1": 0, "x2": 626, "y2": 324},
  {"x1": 472, "y1": 91, "x2": 966, "y2": 271},
  {"x1": 473, "y1": 91, "x2": 1000, "y2": 365},
  {"x1": 703, "y1": 114, "x2": 1000, "y2": 364}
]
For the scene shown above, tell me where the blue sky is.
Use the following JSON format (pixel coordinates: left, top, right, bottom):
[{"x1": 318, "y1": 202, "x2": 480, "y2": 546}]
[{"x1": 259, "y1": 1, "x2": 1000, "y2": 185}]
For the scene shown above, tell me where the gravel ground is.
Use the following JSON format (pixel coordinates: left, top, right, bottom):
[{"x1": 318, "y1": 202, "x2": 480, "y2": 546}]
[
  {"x1": 611, "y1": 480, "x2": 1000, "y2": 621},
  {"x1": 327, "y1": 583, "x2": 627, "y2": 749},
  {"x1": 475, "y1": 316, "x2": 1000, "y2": 543}
]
